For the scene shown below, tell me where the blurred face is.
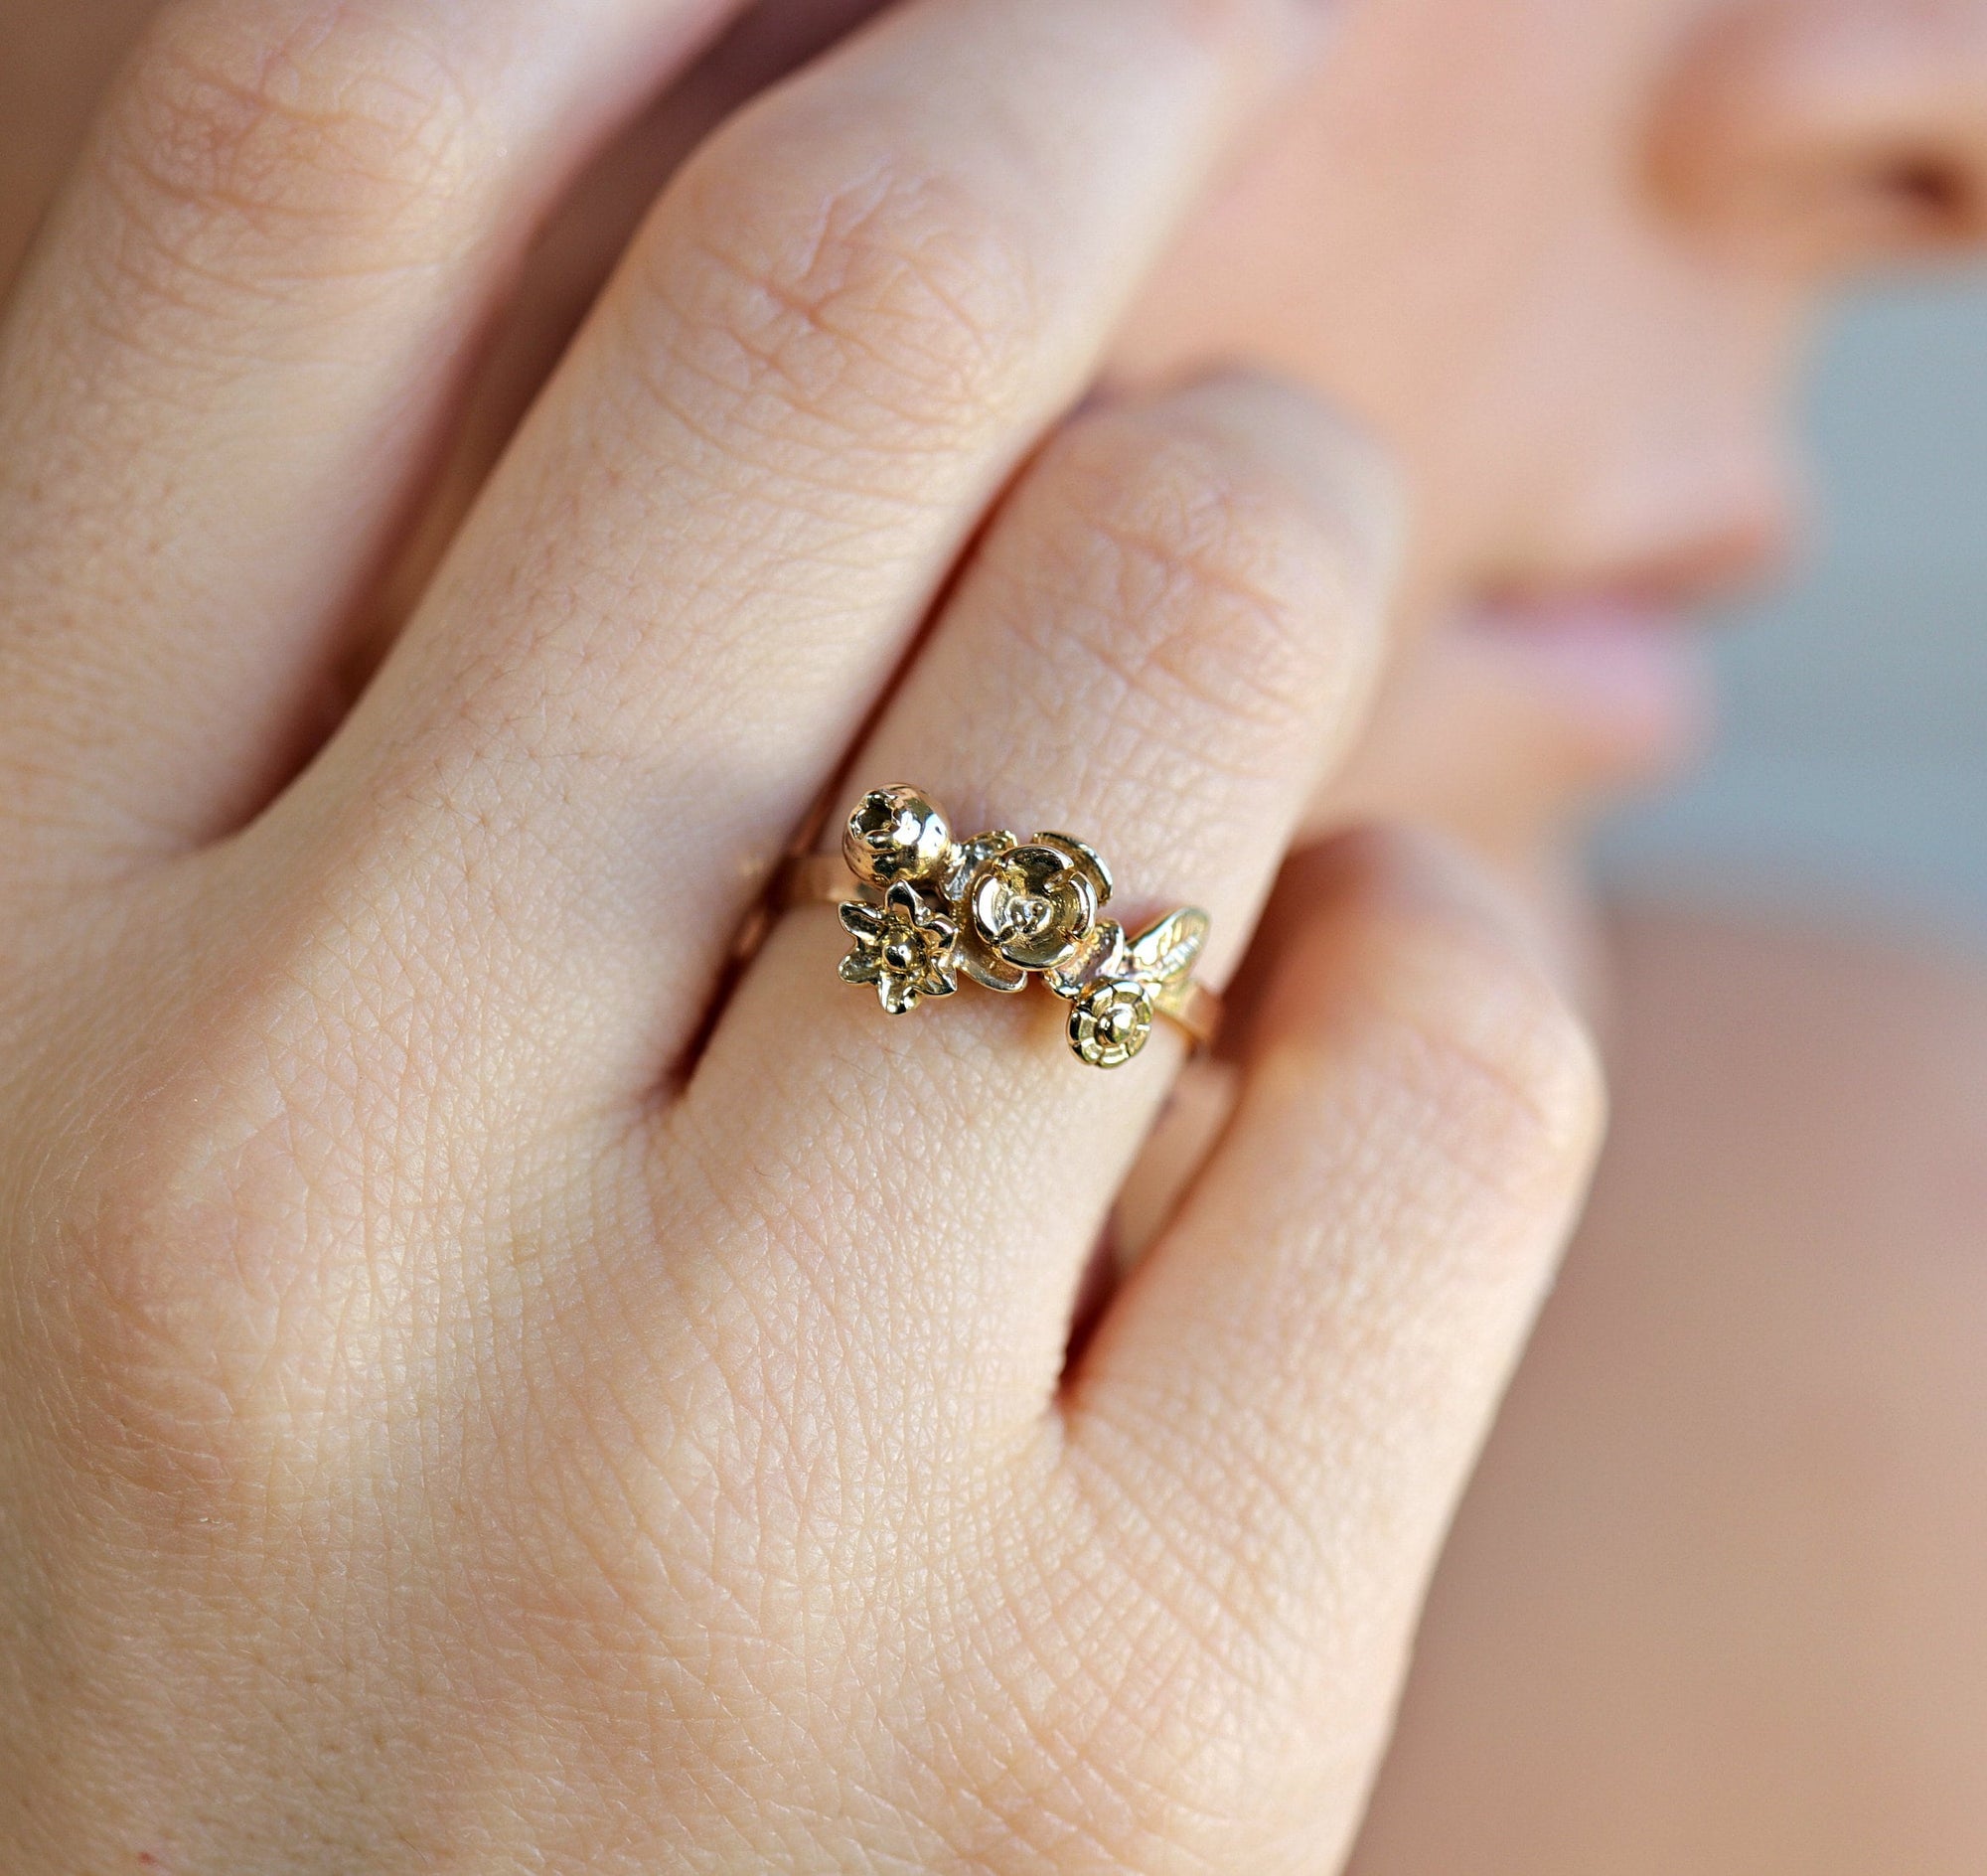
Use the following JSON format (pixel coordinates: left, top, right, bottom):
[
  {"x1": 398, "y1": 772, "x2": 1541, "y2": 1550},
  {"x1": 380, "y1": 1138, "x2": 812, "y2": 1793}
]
[
  {"x1": 1112, "y1": 0, "x2": 1987, "y2": 881},
  {"x1": 10, "y1": 0, "x2": 1982, "y2": 908}
]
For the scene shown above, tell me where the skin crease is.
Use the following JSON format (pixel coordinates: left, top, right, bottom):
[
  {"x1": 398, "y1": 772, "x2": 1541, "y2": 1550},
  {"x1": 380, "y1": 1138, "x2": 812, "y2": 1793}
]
[
  {"x1": 0, "y1": 3, "x2": 1592, "y2": 1870},
  {"x1": 0, "y1": 0, "x2": 1983, "y2": 1871}
]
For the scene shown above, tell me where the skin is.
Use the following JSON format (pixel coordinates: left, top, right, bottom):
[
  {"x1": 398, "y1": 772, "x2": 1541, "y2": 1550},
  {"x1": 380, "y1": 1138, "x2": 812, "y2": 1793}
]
[{"x1": 0, "y1": 0, "x2": 1980, "y2": 1870}]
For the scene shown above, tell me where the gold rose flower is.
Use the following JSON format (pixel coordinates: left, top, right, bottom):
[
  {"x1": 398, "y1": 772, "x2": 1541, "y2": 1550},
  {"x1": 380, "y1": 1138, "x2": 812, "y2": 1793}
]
[
  {"x1": 960, "y1": 833, "x2": 1113, "y2": 984},
  {"x1": 839, "y1": 881, "x2": 959, "y2": 1016}
]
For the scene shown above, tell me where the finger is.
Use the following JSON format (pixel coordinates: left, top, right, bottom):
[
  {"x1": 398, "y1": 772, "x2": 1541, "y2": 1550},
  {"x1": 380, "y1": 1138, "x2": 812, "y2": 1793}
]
[
  {"x1": 316, "y1": 0, "x2": 1323, "y2": 1098},
  {"x1": 679, "y1": 374, "x2": 1400, "y2": 1433},
  {"x1": 1063, "y1": 830, "x2": 1604, "y2": 1847},
  {"x1": 0, "y1": 0, "x2": 155, "y2": 298},
  {"x1": 0, "y1": 0, "x2": 749, "y2": 875}
]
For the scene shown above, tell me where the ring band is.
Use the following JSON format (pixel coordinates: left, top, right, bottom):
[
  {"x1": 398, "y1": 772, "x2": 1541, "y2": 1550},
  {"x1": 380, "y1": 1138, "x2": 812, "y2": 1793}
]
[{"x1": 775, "y1": 787, "x2": 1224, "y2": 1068}]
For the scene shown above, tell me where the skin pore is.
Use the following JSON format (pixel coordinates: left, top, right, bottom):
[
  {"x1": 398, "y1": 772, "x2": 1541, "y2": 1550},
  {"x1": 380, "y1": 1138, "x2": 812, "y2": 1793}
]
[{"x1": 1, "y1": 0, "x2": 1985, "y2": 1868}]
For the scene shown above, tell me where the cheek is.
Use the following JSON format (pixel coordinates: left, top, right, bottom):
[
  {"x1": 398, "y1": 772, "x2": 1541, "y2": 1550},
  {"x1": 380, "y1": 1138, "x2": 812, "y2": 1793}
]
[
  {"x1": 1108, "y1": 7, "x2": 1575, "y2": 435},
  {"x1": 1105, "y1": 0, "x2": 1673, "y2": 596},
  {"x1": 1107, "y1": 99, "x2": 1443, "y2": 440},
  {"x1": 1104, "y1": 100, "x2": 1506, "y2": 652}
]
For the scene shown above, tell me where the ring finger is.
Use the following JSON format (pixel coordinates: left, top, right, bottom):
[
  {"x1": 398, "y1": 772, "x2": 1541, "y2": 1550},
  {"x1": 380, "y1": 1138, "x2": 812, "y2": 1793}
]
[{"x1": 672, "y1": 372, "x2": 1401, "y2": 1434}]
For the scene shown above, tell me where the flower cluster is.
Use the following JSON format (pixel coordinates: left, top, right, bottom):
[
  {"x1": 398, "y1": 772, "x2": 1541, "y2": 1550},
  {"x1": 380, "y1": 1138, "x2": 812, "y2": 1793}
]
[{"x1": 834, "y1": 786, "x2": 1204, "y2": 1068}]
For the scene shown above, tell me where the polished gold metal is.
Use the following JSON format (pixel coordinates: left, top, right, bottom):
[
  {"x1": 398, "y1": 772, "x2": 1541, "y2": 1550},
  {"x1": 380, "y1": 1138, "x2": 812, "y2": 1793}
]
[
  {"x1": 838, "y1": 882, "x2": 959, "y2": 1016},
  {"x1": 779, "y1": 788, "x2": 1222, "y2": 1067}
]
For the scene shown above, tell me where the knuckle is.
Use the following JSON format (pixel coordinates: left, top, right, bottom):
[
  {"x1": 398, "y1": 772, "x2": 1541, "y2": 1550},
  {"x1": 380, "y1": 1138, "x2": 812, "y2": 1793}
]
[
  {"x1": 1351, "y1": 857, "x2": 1606, "y2": 1211},
  {"x1": 990, "y1": 1471, "x2": 1346, "y2": 1869},
  {"x1": 13, "y1": 958, "x2": 407, "y2": 1517},
  {"x1": 103, "y1": 3, "x2": 480, "y2": 290},
  {"x1": 19, "y1": 1079, "x2": 294, "y2": 1512},
  {"x1": 1030, "y1": 409, "x2": 1360, "y2": 744},
  {"x1": 635, "y1": 113, "x2": 1044, "y2": 460}
]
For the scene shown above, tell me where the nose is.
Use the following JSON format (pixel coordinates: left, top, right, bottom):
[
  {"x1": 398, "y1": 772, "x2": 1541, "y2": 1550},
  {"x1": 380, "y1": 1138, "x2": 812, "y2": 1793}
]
[{"x1": 1658, "y1": 1, "x2": 1987, "y2": 275}]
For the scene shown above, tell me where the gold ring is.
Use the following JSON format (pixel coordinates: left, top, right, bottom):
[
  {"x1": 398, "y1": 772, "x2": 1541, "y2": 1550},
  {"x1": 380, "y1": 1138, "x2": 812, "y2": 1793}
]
[{"x1": 776, "y1": 786, "x2": 1222, "y2": 1069}]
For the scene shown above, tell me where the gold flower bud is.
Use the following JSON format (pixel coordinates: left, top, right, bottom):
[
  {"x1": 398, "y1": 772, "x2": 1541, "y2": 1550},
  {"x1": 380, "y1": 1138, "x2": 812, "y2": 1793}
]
[{"x1": 843, "y1": 787, "x2": 953, "y2": 887}]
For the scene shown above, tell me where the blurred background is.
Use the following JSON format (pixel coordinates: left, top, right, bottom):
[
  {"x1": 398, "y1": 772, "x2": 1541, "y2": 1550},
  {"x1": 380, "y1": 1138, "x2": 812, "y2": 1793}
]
[{"x1": 1603, "y1": 273, "x2": 1987, "y2": 941}]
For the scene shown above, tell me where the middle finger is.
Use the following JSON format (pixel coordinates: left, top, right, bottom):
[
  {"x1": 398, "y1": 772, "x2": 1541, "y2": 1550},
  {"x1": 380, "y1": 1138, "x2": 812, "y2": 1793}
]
[{"x1": 684, "y1": 373, "x2": 1399, "y2": 1427}]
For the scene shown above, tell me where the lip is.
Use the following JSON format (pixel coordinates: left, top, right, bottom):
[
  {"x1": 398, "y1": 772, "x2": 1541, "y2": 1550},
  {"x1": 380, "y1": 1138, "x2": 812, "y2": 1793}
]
[{"x1": 1463, "y1": 592, "x2": 1716, "y2": 780}]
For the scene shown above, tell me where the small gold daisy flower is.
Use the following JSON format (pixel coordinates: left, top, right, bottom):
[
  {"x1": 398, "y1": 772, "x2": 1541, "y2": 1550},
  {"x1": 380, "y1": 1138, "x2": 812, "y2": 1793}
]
[
  {"x1": 1068, "y1": 977, "x2": 1156, "y2": 1069},
  {"x1": 839, "y1": 882, "x2": 960, "y2": 1016}
]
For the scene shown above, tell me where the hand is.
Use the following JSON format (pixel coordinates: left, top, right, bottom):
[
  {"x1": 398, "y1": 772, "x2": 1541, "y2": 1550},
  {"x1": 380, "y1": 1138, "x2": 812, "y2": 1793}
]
[{"x1": 0, "y1": 0, "x2": 1603, "y2": 1867}]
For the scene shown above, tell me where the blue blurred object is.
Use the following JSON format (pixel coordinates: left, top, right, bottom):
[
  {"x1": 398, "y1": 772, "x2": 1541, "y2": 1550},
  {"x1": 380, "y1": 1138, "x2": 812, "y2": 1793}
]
[{"x1": 1604, "y1": 272, "x2": 1987, "y2": 938}]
